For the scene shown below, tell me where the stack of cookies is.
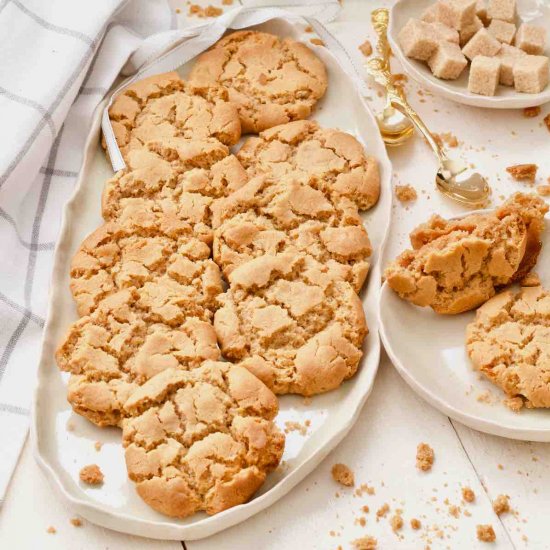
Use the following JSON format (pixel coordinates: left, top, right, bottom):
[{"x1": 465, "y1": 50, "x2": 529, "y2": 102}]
[{"x1": 56, "y1": 30, "x2": 381, "y2": 518}]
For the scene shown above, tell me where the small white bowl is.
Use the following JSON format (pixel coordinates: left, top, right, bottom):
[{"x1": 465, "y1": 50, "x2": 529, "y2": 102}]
[{"x1": 388, "y1": 0, "x2": 550, "y2": 109}]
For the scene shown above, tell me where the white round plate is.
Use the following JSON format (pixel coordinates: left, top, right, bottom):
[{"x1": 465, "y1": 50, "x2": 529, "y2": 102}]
[
  {"x1": 32, "y1": 16, "x2": 393, "y2": 541},
  {"x1": 378, "y1": 210, "x2": 550, "y2": 442},
  {"x1": 388, "y1": 0, "x2": 550, "y2": 108}
]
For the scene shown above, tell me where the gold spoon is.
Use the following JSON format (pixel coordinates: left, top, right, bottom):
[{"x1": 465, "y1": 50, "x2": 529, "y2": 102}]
[
  {"x1": 370, "y1": 8, "x2": 414, "y2": 146},
  {"x1": 367, "y1": 8, "x2": 491, "y2": 206}
]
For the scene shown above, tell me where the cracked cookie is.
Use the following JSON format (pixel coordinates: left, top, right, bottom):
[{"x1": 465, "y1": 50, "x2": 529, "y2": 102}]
[
  {"x1": 236, "y1": 120, "x2": 380, "y2": 211},
  {"x1": 57, "y1": 288, "x2": 221, "y2": 427},
  {"x1": 189, "y1": 31, "x2": 327, "y2": 133},
  {"x1": 69, "y1": 222, "x2": 222, "y2": 317},
  {"x1": 107, "y1": 71, "x2": 241, "y2": 163},
  {"x1": 214, "y1": 252, "x2": 367, "y2": 395},
  {"x1": 467, "y1": 286, "x2": 550, "y2": 409},
  {"x1": 122, "y1": 362, "x2": 285, "y2": 517},
  {"x1": 385, "y1": 194, "x2": 548, "y2": 314},
  {"x1": 102, "y1": 150, "x2": 248, "y2": 230}
]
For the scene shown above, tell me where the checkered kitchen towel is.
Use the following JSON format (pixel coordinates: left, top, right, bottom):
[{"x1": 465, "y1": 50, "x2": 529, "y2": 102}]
[{"x1": 0, "y1": 0, "x2": 180, "y2": 503}]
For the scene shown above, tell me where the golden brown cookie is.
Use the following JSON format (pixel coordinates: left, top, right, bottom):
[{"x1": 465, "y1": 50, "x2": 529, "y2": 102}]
[
  {"x1": 122, "y1": 362, "x2": 285, "y2": 518},
  {"x1": 189, "y1": 31, "x2": 327, "y2": 133},
  {"x1": 107, "y1": 71, "x2": 241, "y2": 162},
  {"x1": 236, "y1": 120, "x2": 380, "y2": 211},
  {"x1": 69, "y1": 222, "x2": 222, "y2": 317},
  {"x1": 385, "y1": 194, "x2": 548, "y2": 315},
  {"x1": 214, "y1": 252, "x2": 367, "y2": 395},
  {"x1": 57, "y1": 289, "x2": 221, "y2": 427},
  {"x1": 466, "y1": 286, "x2": 550, "y2": 409}
]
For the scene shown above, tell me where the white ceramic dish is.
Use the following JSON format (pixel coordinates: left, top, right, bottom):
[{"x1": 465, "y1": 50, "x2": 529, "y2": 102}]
[
  {"x1": 388, "y1": 0, "x2": 550, "y2": 109},
  {"x1": 379, "y1": 208, "x2": 550, "y2": 442},
  {"x1": 32, "y1": 18, "x2": 393, "y2": 541}
]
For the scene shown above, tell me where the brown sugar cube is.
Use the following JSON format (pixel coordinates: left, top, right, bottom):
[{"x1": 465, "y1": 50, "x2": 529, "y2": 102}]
[
  {"x1": 477, "y1": 524, "x2": 496, "y2": 542},
  {"x1": 462, "y1": 28, "x2": 502, "y2": 60},
  {"x1": 398, "y1": 19, "x2": 439, "y2": 61},
  {"x1": 476, "y1": 0, "x2": 491, "y2": 25},
  {"x1": 469, "y1": 56, "x2": 501, "y2": 95},
  {"x1": 516, "y1": 24, "x2": 546, "y2": 55},
  {"x1": 460, "y1": 16, "x2": 483, "y2": 46},
  {"x1": 438, "y1": 0, "x2": 477, "y2": 31},
  {"x1": 487, "y1": 19, "x2": 516, "y2": 44},
  {"x1": 495, "y1": 43, "x2": 527, "y2": 85},
  {"x1": 429, "y1": 41, "x2": 468, "y2": 79},
  {"x1": 421, "y1": 3, "x2": 441, "y2": 23},
  {"x1": 487, "y1": 0, "x2": 516, "y2": 23},
  {"x1": 428, "y1": 22, "x2": 460, "y2": 44},
  {"x1": 513, "y1": 55, "x2": 549, "y2": 93}
]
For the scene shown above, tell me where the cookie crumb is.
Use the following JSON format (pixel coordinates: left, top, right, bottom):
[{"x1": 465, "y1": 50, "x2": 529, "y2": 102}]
[
  {"x1": 523, "y1": 106, "x2": 541, "y2": 117},
  {"x1": 94, "y1": 441, "x2": 103, "y2": 452},
  {"x1": 359, "y1": 40, "x2": 373, "y2": 57},
  {"x1": 449, "y1": 504, "x2": 461, "y2": 518},
  {"x1": 477, "y1": 390, "x2": 493, "y2": 403},
  {"x1": 416, "y1": 442, "x2": 434, "y2": 471},
  {"x1": 189, "y1": 4, "x2": 222, "y2": 17},
  {"x1": 331, "y1": 463, "x2": 355, "y2": 486},
  {"x1": 410, "y1": 518, "x2": 422, "y2": 529},
  {"x1": 79, "y1": 464, "x2": 104, "y2": 486},
  {"x1": 305, "y1": 25, "x2": 313, "y2": 33},
  {"x1": 462, "y1": 487, "x2": 475, "y2": 503},
  {"x1": 504, "y1": 396, "x2": 524, "y2": 412},
  {"x1": 222, "y1": 0, "x2": 233, "y2": 4},
  {"x1": 310, "y1": 38, "x2": 325, "y2": 46},
  {"x1": 395, "y1": 184, "x2": 418, "y2": 202},
  {"x1": 175, "y1": 8, "x2": 181, "y2": 13},
  {"x1": 352, "y1": 536, "x2": 377, "y2": 549},
  {"x1": 520, "y1": 272, "x2": 540, "y2": 287},
  {"x1": 434, "y1": 132, "x2": 459, "y2": 148},
  {"x1": 284, "y1": 420, "x2": 308, "y2": 436},
  {"x1": 506, "y1": 164, "x2": 538, "y2": 182},
  {"x1": 362, "y1": 505, "x2": 370, "y2": 513},
  {"x1": 477, "y1": 524, "x2": 496, "y2": 542},
  {"x1": 492, "y1": 494, "x2": 510, "y2": 515},
  {"x1": 70, "y1": 517, "x2": 83, "y2": 527},
  {"x1": 536, "y1": 184, "x2": 550, "y2": 196},
  {"x1": 545, "y1": 114, "x2": 550, "y2": 132},
  {"x1": 390, "y1": 514, "x2": 403, "y2": 532},
  {"x1": 376, "y1": 503, "x2": 390, "y2": 519},
  {"x1": 46, "y1": 526, "x2": 56, "y2": 534}
]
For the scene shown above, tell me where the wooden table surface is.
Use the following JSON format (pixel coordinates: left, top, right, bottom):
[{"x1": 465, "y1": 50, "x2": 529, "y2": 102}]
[{"x1": 1, "y1": 1, "x2": 549, "y2": 548}]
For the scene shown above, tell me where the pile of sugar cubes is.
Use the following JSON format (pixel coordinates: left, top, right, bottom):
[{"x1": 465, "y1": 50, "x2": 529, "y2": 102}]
[{"x1": 398, "y1": 0, "x2": 549, "y2": 95}]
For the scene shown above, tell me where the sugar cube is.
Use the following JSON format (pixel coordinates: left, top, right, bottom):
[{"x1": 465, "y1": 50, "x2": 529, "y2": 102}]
[
  {"x1": 428, "y1": 41, "x2": 468, "y2": 79},
  {"x1": 460, "y1": 16, "x2": 483, "y2": 46},
  {"x1": 496, "y1": 43, "x2": 527, "y2": 85},
  {"x1": 428, "y1": 22, "x2": 460, "y2": 44},
  {"x1": 462, "y1": 28, "x2": 502, "y2": 60},
  {"x1": 488, "y1": 19, "x2": 516, "y2": 44},
  {"x1": 513, "y1": 55, "x2": 549, "y2": 93},
  {"x1": 515, "y1": 24, "x2": 546, "y2": 55},
  {"x1": 421, "y1": 3, "x2": 441, "y2": 23},
  {"x1": 476, "y1": 1, "x2": 491, "y2": 26},
  {"x1": 438, "y1": 0, "x2": 477, "y2": 31},
  {"x1": 468, "y1": 56, "x2": 501, "y2": 95},
  {"x1": 487, "y1": 0, "x2": 516, "y2": 23},
  {"x1": 398, "y1": 19, "x2": 439, "y2": 61}
]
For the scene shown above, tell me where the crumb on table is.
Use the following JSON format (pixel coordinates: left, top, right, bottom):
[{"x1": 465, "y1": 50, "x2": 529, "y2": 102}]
[
  {"x1": 416, "y1": 442, "x2": 434, "y2": 471},
  {"x1": 523, "y1": 106, "x2": 541, "y2": 117},
  {"x1": 359, "y1": 40, "x2": 373, "y2": 57},
  {"x1": 520, "y1": 271, "x2": 541, "y2": 287},
  {"x1": 70, "y1": 517, "x2": 83, "y2": 527},
  {"x1": 462, "y1": 487, "x2": 476, "y2": 503},
  {"x1": 536, "y1": 184, "x2": 550, "y2": 196},
  {"x1": 395, "y1": 184, "x2": 418, "y2": 202},
  {"x1": 79, "y1": 464, "x2": 104, "y2": 486},
  {"x1": 390, "y1": 514, "x2": 403, "y2": 532},
  {"x1": 222, "y1": 0, "x2": 233, "y2": 4},
  {"x1": 46, "y1": 526, "x2": 56, "y2": 534},
  {"x1": 433, "y1": 132, "x2": 459, "y2": 148},
  {"x1": 331, "y1": 463, "x2": 355, "y2": 486},
  {"x1": 492, "y1": 494, "x2": 511, "y2": 515},
  {"x1": 506, "y1": 164, "x2": 538, "y2": 182},
  {"x1": 310, "y1": 38, "x2": 325, "y2": 46},
  {"x1": 94, "y1": 441, "x2": 103, "y2": 452},
  {"x1": 352, "y1": 535, "x2": 378, "y2": 549},
  {"x1": 410, "y1": 518, "x2": 422, "y2": 529},
  {"x1": 376, "y1": 503, "x2": 390, "y2": 519},
  {"x1": 477, "y1": 524, "x2": 496, "y2": 543}
]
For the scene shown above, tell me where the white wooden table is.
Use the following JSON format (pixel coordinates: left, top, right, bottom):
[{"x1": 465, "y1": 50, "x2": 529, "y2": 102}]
[{"x1": 2, "y1": 1, "x2": 549, "y2": 548}]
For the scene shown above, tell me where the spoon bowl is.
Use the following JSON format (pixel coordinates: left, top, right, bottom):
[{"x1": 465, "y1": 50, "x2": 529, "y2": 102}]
[
  {"x1": 376, "y1": 104, "x2": 415, "y2": 146},
  {"x1": 436, "y1": 158, "x2": 490, "y2": 206}
]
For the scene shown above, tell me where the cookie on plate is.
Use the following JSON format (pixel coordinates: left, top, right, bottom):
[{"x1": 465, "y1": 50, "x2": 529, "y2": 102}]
[
  {"x1": 214, "y1": 252, "x2": 367, "y2": 395},
  {"x1": 69, "y1": 222, "x2": 222, "y2": 317},
  {"x1": 237, "y1": 120, "x2": 380, "y2": 211},
  {"x1": 57, "y1": 289, "x2": 221, "y2": 426},
  {"x1": 106, "y1": 71, "x2": 240, "y2": 162},
  {"x1": 189, "y1": 31, "x2": 327, "y2": 133},
  {"x1": 466, "y1": 286, "x2": 550, "y2": 409},
  {"x1": 384, "y1": 193, "x2": 548, "y2": 314},
  {"x1": 122, "y1": 362, "x2": 285, "y2": 517}
]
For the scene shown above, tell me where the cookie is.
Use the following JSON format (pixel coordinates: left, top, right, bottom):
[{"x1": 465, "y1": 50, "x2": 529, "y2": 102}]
[
  {"x1": 57, "y1": 287, "x2": 221, "y2": 426},
  {"x1": 236, "y1": 120, "x2": 380, "y2": 211},
  {"x1": 385, "y1": 194, "x2": 548, "y2": 314},
  {"x1": 466, "y1": 286, "x2": 550, "y2": 409},
  {"x1": 102, "y1": 149, "x2": 248, "y2": 232},
  {"x1": 107, "y1": 72, "x2": 241, "y2": 162},
  {"x1": 122, "y1": 362, "x2": 285, "y2": 517},
  {"x1": 189, "y1": 31, "x2": 327, "y2": 133},
  {"x1": 69, "y1": 222, "x2": 222, "y2": 317},
  {"x1": 214, "y1": 252, "x2": 367, "y2": 395}
]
